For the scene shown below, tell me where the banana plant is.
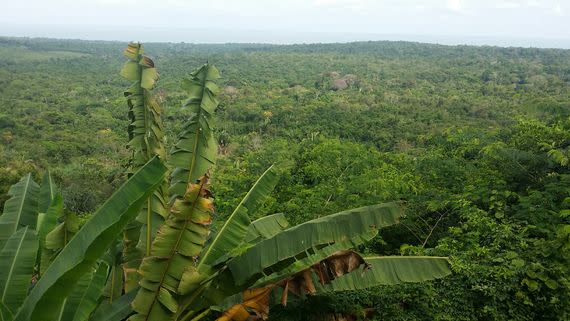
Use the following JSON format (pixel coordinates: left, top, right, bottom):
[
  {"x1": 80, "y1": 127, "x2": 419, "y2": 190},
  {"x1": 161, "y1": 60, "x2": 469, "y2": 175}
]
[
  {"x1": 120, "y1": 43, "x2": 169, "y2": 291},
  {"x1": 0, "y1": 43, "x2": 452, "y2": 321},
  {"x1": 124, "y1": 45, "x2": 451, "y2": 321},
  {"x1": 0, "y1": 156, "x2": 166, "y2": 321}
]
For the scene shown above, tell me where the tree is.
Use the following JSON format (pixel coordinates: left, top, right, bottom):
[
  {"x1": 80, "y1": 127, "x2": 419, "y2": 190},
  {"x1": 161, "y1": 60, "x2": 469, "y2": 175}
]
[{"x1": 0, "y1": 43, "x2": 450, "y2": 321}]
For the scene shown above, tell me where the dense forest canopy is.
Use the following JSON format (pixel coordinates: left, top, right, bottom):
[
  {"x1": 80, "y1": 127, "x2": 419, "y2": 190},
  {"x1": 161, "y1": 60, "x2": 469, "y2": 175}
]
[{"x1": 1, "y1": 36, "x2": 569, "y2": 320}]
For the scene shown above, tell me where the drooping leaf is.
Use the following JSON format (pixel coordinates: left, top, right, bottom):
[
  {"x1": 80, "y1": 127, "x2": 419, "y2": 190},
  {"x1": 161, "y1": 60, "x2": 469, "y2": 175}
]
[
  {"x1": 227, "y1": 203, "x2": 402, "y2": 285},
  {"x1": 0, "y1": 227, "x2": 39, "y2": 313},
  {"x1": 218, "y1": 255, "x2": 451, "y2": 321},
  {"x1": 283, "y1": 250, "x2": 366, "y2": 297},
  {"x1": 218, "y1": 251, "x2": 367, "y2": 321},
  {"x1": 12, "y1": 156, "x2": 167, "y2": 321},
  {"x1": 130, "y1": 175, "x2": 214, "y2": 321},
  {"x1": 0, "y1": 174, "x2": 39, "y2": 248},
  {"x1": 216, "y1": 287, "x2": 272, "y2": 321},
  {"x1": 169, "y1": 64, "x2": 220, "y2": 197},
  {"x1": 120, "y1": 43, "x2": 168, "y2": 291},
  {"x1": 321, "y1": 256, "x2": 451, "y2": 291},
  {"x1": 201, "y1": 205, "x2": 401, "y2": 311},
  {"x1": 253, "y1": 240, "x2": 374, "y2": 289},
  {"x1": 199, "y1": 165, "x2": 280, "y2": 268}
]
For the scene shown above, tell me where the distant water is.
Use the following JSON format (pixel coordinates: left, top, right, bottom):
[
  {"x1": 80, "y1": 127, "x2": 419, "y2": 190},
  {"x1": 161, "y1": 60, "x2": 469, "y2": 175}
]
[{"x1": 2, "y1": 24, "x2": 570, "y2": 49}]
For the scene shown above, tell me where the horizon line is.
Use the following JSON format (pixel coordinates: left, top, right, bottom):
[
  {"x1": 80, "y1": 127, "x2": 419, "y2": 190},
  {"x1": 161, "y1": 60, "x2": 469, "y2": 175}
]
[{"x1": 1, "y1": 30, "x2": 570, "y2": 50}]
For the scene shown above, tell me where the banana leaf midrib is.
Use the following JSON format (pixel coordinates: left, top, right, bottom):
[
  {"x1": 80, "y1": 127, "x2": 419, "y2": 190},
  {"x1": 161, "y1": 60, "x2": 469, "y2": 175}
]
[
  {"x1": 109, "y1": 265, "x2": 117, "y2": 304},
  {"x1": 1, "y1": 227, "x2": 29, "y2": 304},
  {"x1": 227, "y1": 203, "x2": 401, "y2": 284},
  {"x1": 142, "y1": 180, "x2": 208, "y2": 321},
  {"x1": 364, "y1": 256, "x2": 449, "y2": 260},
  {"x1": 140, "y1": 59, "x2": 154, "y2": 257},
  {"x1": 15, "y1": 176, "x2": 33, "y2": 225},
  {"x1": 185, "y1": 69, "x2": 210, "y2": 191}
]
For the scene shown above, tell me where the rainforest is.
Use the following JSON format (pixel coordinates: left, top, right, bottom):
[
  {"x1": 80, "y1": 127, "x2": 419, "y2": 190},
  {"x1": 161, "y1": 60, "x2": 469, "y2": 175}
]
[{"x1": 0, "y1": 36, "x2": 569, "y2": 321}]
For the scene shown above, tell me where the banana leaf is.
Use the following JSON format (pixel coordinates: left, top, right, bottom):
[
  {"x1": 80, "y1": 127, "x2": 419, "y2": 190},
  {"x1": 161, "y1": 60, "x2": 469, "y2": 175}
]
[
  {"x1": 169, "y1": 64, "x2": 220, "y2": 197},
  {"x1": 227, "y1": 203, "x2": 402, "y2": 285},
  {"x1": 12, "y1": 156, "x2": 167, "y2": 321},
  {"x1": 0, "y1": 227, "x2": 38, "y2": 313},
  {"x1": 0, "y1": 174, "x2": 39, "y2": 248},
  {"x1": 320, "y1": 256, "x2": 451, "y2": 291},
  {"x1": 199, "y1": 165, "x2": 280, "y2": 267}
]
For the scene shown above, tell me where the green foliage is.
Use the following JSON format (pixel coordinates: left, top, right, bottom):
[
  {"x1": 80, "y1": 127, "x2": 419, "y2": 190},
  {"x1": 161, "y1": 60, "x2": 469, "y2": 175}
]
[
  {"x1": 169, "y1": 64, "x2": 221, "y2": 196},
  {"x1": 0, "y1": 227, "x2": 38, "y2": 313},
  {"x1": 120, "y1": 42, "x2": 169, "y2": 291},
  {"x1": 0, "y1": 175, "x2": 39, "y2": 247},
  {"x1": 199, "y1": 165, "x2": 280, "y2": 267},
  {"x1": 13, "y1": 157, "x2": 167, "y2": 321},
  {"x1": 229, "y1": 203, "x2": 401, "y2": 286},
  {"x1": 4, "y1": 37, "x2": 569, "y2": 320},
  {"x1": 321, "y1": 257, "x2": 451, "y2": 291}
]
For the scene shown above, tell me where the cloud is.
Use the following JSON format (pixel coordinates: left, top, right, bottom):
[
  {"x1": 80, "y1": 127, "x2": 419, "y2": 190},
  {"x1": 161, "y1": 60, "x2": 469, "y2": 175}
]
[
  {"x1": 314, "y1": 0, "x2": 362, "y2": 7},
  {"x1": 447, "y1": 0, "x2": 462, "y2": 12},
  {"x1": 495, "y1": 1, "x2": 521, "y2": 9},
  {"x1": 554, "y1": 2, "x2": 563, "y2": 16}
]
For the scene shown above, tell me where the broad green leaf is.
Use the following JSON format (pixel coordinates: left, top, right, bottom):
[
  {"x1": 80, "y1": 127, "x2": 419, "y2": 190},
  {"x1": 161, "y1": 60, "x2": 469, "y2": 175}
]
[
  {"x1": 103, "y1": 263, "x2": 124, "y2": 303},
  {"x1": 178, "y1": 266, "x2": 211, "y2": 295},
  {"x1": 0, "y1": 301, "x2": 13, "y2": 321},
  {"x1": 0, "y1": 227, "x2": 39, "y2": 313},
  {"x1": 244, "y1": 213, "x2": 289, "y2": 244},
  {"x1": 0, "y1": 174, "x2": 39, "y2": 248},
  {"x1": 45, "y1": 210, "x2": 79, "y2": 251},
  {"x1": 102, "y1": 241, "x2": 124, "y2": 303},
  {"x1": 55, "y1": 263, "x2": 108, "y2": 321},
  {"x1": 141, "y1": 67, "x2": 158, "y2": 90},
  {"x1": 89, "y1": 289, "x2": 137, "y2": 321},
  {"x1": 131, "y1": 176, "x2": 214, "y2": 321},
  {"x1": 199, "y1": 165, "x2": 280, "y2": 267},
  {"x1": 321, "y1": 256, "x2": 451, "y2": 291},
  {"x1": 38, "y1": 194, "x2": 62, "y2": 245},
  {"x1": 252, "y1": 230, "x2": 377, "y2": 288},
  {"x1": 169, "y1": 64, "x2": 220, "y2": 197},
  {"x1": 13, "y1": 156, "x2": 167, "y2": 321},
  {"x1": 73, "y1": 262, "x2": 110, "y2": 321},
  {"x1": 120, "y1": 61, "x2": 139, "y2": 81},
  {"x1": 38, "y1": 171, "x2": 56, "y2": 215},
  {"x1": 227, "y1": 203, "x2": 402, "y2": 285},
  {"x1": 60, "y1": 269, "x2": 94, "y2": 321},
  {"x1": 37, "y1": 194, "x2": 63, "y2": 275}
]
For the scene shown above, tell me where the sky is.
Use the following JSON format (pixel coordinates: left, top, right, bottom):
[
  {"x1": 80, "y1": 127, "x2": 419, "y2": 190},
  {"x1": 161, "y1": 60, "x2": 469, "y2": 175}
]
[{"x1": 1, "y1": 0, "x2": 570, "y2": 47}]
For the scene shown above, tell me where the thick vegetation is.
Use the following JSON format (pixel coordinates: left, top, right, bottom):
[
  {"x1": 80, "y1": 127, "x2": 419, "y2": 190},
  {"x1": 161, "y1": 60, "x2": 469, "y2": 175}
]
[
  {"x1": 0, "y1": 41, "x2": 449, "y2": 321},
  {"x1": 1, "y1": 37, "x2": 570, "y2": 320}
]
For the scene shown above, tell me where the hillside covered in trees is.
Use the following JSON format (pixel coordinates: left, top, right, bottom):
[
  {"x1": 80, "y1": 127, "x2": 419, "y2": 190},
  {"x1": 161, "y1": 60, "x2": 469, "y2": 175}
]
[{"x1": 1, "y1": 37, "x2": 569, "y2": 320}]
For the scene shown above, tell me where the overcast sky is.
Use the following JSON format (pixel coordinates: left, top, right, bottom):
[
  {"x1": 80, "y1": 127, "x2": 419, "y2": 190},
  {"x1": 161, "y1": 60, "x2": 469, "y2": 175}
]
[{"x1": 1, "y1": 0, "x2": 569, "y2": 47}]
